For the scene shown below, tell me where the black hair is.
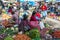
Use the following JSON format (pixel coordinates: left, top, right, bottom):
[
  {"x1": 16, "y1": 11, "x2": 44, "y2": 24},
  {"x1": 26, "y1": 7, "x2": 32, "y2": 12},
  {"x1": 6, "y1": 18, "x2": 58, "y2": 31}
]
[
  {"x1": 10, "y1": 3, "x2": 12, "y2": 5},
  {"x1": 9, "y1": 6, "x2": 13, "y2": 9},
  {"x1": 23, "y1": 14, "x2": 28, "y2": 20},
  {"x1": 32, "y1": 11, "x2": 36, "y2": 16}
]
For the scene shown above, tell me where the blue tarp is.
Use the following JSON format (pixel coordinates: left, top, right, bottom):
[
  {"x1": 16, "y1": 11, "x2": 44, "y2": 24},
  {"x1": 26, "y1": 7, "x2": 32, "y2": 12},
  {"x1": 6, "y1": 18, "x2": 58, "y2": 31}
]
[
  {"x1": 20, "y1": 0, "x2": 24, "y2": 2},
  {"x1": 28, "y1": 1, "x2": 35, "y2": 6}
]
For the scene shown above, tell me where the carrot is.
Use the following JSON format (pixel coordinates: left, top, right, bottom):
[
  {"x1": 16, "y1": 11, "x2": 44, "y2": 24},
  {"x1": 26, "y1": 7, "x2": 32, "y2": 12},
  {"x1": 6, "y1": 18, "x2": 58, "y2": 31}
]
[{"x1": 14, "y1": 34, "x2": 31, "y2": 40}]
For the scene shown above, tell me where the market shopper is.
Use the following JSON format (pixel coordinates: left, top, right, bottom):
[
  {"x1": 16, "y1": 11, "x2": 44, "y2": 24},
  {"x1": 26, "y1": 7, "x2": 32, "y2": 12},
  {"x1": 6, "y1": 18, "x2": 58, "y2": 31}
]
[
  {"x1": 29, "y1": 11, "x2": 41, "y2": 33},
  {"x1": 22, "y1": 3, "x2": 29, "y2": 11},
  {"x1": 30, "y1": 11, "x2": 37, "y2": 21},
  {"x1": 49, "y1": 4, "x2": 56, "y2": 13},
  {"x1": 18, "y1": 14, "x2": 30, "y2": 34},
  {"x1": 4, "y1": 2, "x2": 8, "y2": 9},
  {"x1": 0, "y1": 0, "x2": 4, "y2": 9},
  {"x1": 11, "y1": 10, "x2": 19, "y2": 24},
  {"x1": 40, "y1": 2, "x2": 47, "y2": 19},
  {"x1": 11, "y1": 12, "x2": 16, "y2": 21},
  {"x1": 12, "y1": 4, "x2": 17, "y2": 12},
  {"x1": 57, "y1": 3, "x2": 60, "y2": 15},
  {"x1": 8, "y1": 6, "x2": 13, "y2": 14},
  {"x1": 35, "y1": 11, "x2": 42, "y2": 21}
]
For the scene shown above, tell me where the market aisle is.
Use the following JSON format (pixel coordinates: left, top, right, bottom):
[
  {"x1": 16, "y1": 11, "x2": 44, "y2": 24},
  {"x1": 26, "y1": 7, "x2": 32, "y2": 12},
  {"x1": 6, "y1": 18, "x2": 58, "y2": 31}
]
[{"x1": 46, "y1": 17, "x2": 60, "y2": 28}]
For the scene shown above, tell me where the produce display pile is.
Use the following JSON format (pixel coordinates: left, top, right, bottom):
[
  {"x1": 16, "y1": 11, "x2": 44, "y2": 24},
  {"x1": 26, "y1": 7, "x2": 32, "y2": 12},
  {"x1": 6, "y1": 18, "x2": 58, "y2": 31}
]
[
  {"x1": 0, "y1": 13, "x2": 52, "y2": 40},
  {"x1": 0, "y1": 18, "x2": 53, "y2": 40},
  {"x1": 0, "y1": 26, "x2": 40, "y2": 40}
]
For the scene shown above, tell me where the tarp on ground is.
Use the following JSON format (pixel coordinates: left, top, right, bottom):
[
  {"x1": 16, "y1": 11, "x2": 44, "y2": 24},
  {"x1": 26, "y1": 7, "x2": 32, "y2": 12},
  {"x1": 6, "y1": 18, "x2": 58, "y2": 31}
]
[{"x1": 28, "y1": 1, "x2": 35, "y2": 6}]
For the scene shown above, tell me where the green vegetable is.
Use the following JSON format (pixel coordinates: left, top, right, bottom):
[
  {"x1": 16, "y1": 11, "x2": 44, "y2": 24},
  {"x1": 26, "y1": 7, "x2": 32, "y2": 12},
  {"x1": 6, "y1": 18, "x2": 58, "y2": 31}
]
[
  {"x1": 25, "y1": 32, "x2": 29, "y2": 36},
  {"x1": 0, "y1": 28, "x2": 6, "y2": 34},
  {"x1": 5, "y1": 28, "x2": 13, "y2": 35},
  {"x1": 44, "y1": 23, "x2": 49, "y2": 28},
  {"x1": 25, "y1": 28, "x2": 41, "y2": 40},
  {"x1": 49, "y1": 29, "x2": 54, "y2": 34},
  {"x1": 5, "y1": 27, "x2": 18, "y2": 36},
  {"x1": 4, "y1": 36, "x2": 13, "y2": 40},
  {"x1": 28, "y1": 28, "x2": 40, "y2": 39},
  {"x1": 0, "y1": 25, "x2": 18, "y2": 35}
]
